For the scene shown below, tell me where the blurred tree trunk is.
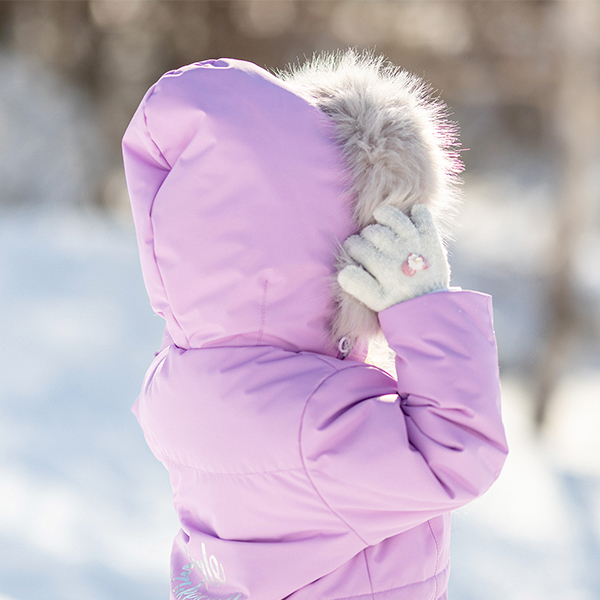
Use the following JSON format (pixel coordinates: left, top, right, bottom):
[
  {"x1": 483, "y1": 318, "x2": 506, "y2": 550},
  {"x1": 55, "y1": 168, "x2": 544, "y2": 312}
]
[{"x1": 534, "y1": 0, "x2": 600, "y2": 428}]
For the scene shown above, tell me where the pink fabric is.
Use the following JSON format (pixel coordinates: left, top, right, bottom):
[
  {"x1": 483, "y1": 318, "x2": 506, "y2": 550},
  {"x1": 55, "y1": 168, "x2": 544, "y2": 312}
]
[
  {"x1": 123, "y1": 59, "x2": 508, "y2": 600},
  {"x1": 122, "y1": 58, "x2": 355, "y2": 357}
]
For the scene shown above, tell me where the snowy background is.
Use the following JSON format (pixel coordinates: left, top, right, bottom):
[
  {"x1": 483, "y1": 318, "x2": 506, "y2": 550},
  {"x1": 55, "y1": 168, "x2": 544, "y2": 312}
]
[{"x1": 1, "y1": 44, "x2": 600, "y2": 600}]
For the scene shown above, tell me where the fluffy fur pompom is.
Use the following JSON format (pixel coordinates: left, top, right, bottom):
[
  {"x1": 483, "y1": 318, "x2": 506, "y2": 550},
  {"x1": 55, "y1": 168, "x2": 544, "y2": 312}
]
[{"x1": 279, "y1": 50, "x2": 463, "y2": 346}]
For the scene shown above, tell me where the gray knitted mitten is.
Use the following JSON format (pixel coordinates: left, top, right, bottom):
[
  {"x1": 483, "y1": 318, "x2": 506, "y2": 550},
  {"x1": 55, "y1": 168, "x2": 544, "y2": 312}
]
[{"x1": 338, "y1": 204, "x2": 450, "y2": 312}]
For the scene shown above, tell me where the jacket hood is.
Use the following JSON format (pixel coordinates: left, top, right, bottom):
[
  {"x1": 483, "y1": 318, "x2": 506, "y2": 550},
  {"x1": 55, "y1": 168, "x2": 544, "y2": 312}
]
[{"x1": 122, "y1": 52, "x2": 461, "y2": 356}]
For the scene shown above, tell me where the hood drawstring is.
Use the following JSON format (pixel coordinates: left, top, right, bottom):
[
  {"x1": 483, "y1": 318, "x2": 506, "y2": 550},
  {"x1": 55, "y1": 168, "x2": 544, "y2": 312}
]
[{"x1": 337, "y1": 337, "x2": 352, "y2": 360}]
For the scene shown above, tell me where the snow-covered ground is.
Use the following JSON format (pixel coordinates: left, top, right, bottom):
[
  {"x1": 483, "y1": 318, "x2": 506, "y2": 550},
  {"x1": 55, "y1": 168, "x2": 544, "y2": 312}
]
[
  {"x1": 1, "y1": 205, "x2": 599, "y2": 600},
  {"x1": 0, "y1": 209, "x2": 175, "y2": 599},
  {"x1": 450, "y1": 374, "x2": 600, "y2": 600}
]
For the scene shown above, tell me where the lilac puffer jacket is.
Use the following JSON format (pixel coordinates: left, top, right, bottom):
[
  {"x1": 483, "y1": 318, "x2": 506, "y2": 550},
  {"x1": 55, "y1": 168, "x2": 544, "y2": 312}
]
[{"x1": 123, "y1": 56, "x2": 508, "y2": 600}]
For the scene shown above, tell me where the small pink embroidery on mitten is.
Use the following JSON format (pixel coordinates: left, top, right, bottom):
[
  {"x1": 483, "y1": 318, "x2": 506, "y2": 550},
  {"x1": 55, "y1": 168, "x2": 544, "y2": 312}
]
[{"x1": 402, "y1": 253, "x2": 429, "y2": 277}]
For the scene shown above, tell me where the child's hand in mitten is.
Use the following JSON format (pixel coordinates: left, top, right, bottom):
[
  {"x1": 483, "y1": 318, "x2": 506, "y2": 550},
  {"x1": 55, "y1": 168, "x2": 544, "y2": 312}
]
[{"x1": 338, "y1": 204, "x2": 450, "y2": 312}]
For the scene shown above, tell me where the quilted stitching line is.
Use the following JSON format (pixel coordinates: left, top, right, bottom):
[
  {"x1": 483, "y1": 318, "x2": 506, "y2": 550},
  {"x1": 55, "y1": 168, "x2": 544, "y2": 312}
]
[{"x1": 427, "y1": 519, "x2": 440, "y2": 600}]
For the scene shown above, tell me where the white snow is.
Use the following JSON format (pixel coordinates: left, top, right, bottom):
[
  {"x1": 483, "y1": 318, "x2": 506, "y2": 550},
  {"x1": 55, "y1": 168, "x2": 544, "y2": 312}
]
[
  {"x1": 0, "y1": 209, "x2": 176, "y2": 599},
  {"x1": 449, "y1": 374, "x2": 600, "y2": 600}
]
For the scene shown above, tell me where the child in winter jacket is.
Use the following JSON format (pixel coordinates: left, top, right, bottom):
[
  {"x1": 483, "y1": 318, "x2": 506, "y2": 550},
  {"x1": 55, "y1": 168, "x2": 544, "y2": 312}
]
[{"x1": 123, "y1": 51, "x2": 508, "y2": 600}]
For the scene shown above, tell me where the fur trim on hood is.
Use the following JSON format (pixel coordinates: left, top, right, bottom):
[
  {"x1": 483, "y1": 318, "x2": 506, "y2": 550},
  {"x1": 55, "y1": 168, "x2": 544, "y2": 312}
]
[{"x1": 279, "y1": 50, "x2": 463, "y2": 345}]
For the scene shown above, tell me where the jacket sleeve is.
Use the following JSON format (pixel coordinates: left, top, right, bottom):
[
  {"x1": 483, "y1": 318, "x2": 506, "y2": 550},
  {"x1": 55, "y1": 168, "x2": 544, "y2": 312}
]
[{"x1": 300, "y1": 289, "x2": 508, "y2": 546}]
